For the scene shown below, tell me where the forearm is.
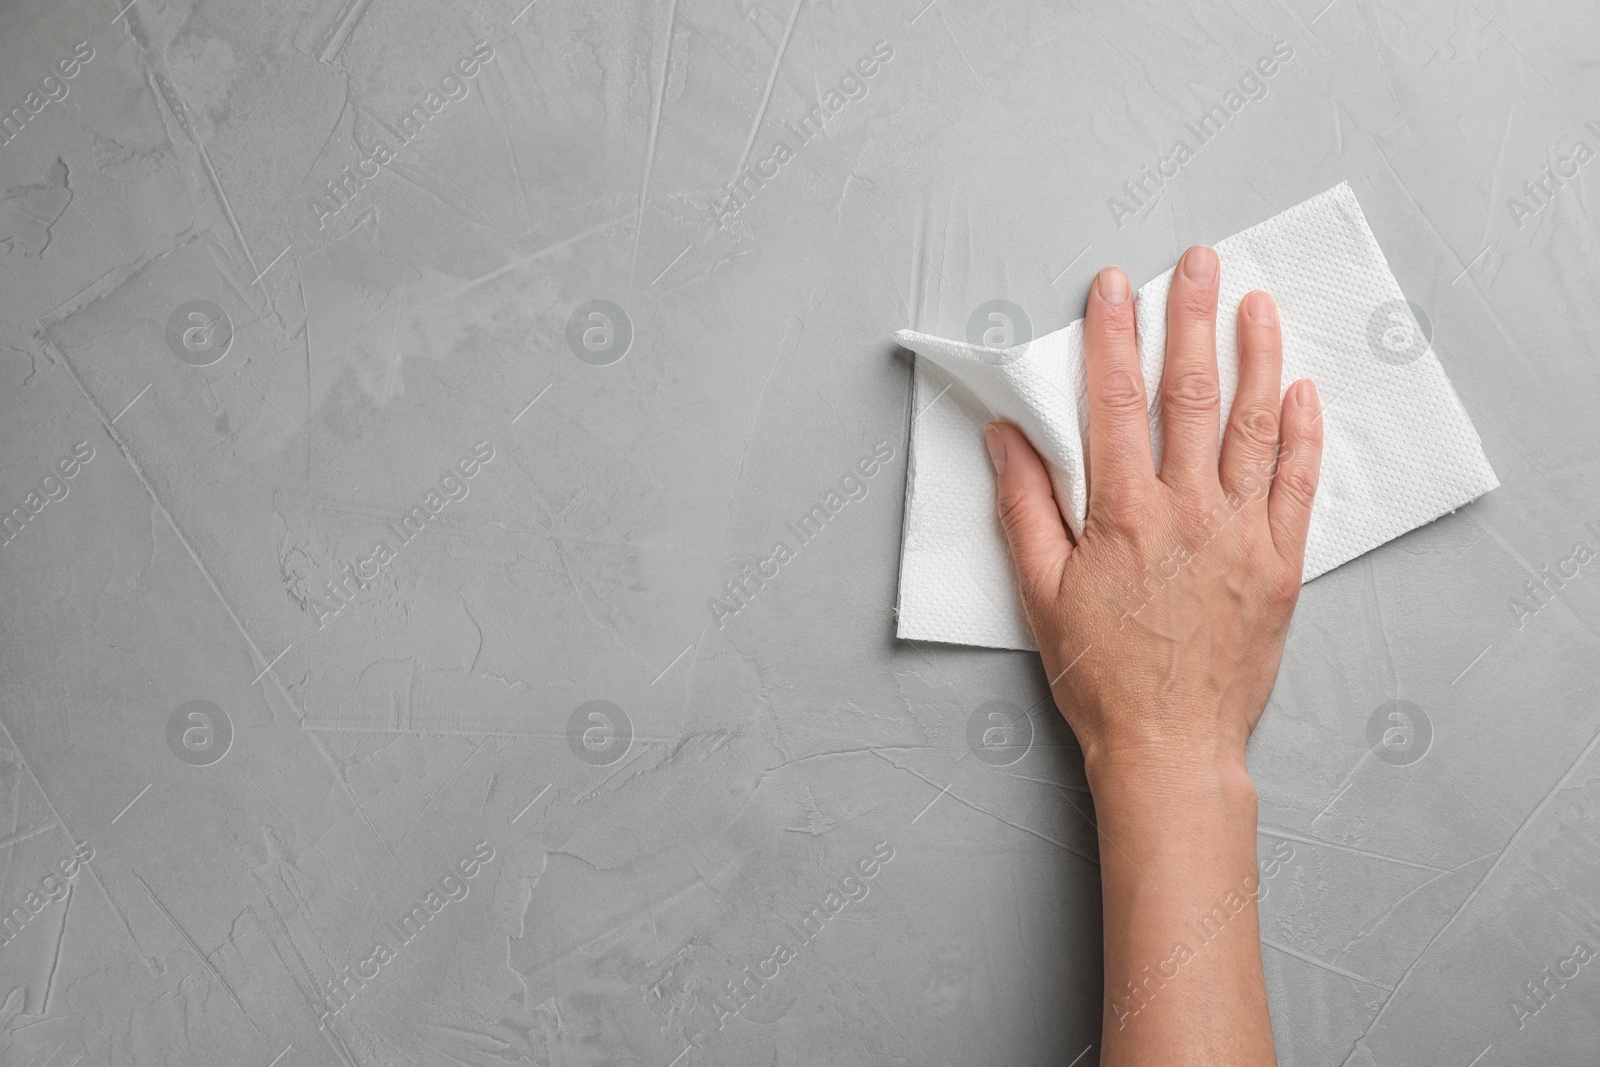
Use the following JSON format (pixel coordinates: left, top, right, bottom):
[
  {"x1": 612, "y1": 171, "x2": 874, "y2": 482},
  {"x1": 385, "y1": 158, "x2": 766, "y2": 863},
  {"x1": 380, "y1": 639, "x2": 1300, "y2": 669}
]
[{"x1": 1087, "y1": 750, "x2": 1275, "y2": 1067}]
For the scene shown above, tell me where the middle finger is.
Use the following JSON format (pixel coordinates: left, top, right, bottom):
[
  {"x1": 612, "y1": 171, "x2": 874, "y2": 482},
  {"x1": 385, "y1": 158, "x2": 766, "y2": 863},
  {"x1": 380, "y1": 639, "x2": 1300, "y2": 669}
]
[{"x1": 1157, "y1": 245, "x2": 1222, "y2": 489}]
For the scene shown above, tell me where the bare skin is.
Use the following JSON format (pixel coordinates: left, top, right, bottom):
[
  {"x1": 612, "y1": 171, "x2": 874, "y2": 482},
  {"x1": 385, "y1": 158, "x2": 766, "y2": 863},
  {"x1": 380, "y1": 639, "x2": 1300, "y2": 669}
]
[{"x1": 982, "y1": 246, "x2": 1323, "y2": 1066}]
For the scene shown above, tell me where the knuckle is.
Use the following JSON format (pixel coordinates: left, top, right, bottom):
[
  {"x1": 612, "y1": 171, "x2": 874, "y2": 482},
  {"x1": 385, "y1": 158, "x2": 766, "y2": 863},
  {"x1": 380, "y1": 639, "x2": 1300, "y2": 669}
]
[
  {"x1": 1163, "y1": 368, "x2": 1221, "y2": 410},
  {"x1": 1230, "y1": 404, "x2": 1280, "y2": 453},
  {"x1": 1098, "y1": 369, "x2": 1146, "y2": 413}
]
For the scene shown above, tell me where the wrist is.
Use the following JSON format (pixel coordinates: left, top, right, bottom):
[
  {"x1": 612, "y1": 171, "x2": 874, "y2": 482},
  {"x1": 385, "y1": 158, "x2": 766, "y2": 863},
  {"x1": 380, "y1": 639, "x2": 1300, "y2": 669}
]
[{"x1": 1084, "y1": 744, "x2": 1257, "y2": 820}]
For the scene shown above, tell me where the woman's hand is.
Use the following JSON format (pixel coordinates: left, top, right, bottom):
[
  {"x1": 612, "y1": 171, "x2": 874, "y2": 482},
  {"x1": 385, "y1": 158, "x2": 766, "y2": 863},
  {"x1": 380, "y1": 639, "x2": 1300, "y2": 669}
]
[
  {"x1": 983, "y1": 247, "x2": 1323, "y2": 786},
  {"x1": 982, "y1": 246, "x2": 1323, "y2": 1065}
]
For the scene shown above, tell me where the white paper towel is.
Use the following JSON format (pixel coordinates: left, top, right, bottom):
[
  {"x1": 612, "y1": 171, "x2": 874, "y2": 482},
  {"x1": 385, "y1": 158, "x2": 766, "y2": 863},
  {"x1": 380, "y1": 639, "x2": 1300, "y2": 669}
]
[{"x1": 893, "y1": 182, "x2": 1500, "y2": 651}]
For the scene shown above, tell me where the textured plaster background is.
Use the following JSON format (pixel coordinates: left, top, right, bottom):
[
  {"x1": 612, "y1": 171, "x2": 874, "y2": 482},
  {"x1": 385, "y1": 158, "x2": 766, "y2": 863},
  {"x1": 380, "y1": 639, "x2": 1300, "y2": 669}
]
[{"x1": 1, "y1": 0, "x2": 1598, "y2": 1064}]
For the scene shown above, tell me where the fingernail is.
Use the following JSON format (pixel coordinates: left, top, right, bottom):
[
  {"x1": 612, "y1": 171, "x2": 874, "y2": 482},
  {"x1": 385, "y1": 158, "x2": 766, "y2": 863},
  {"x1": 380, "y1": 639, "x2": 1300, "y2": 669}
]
[
  {"x1": 1294, "y1": 379, "x2": 1318, "y2": 411},
  {"x1": 1182, "y1": 246, "x2": 1217, "y2": 286},
  {"x1": 1097, "y1": 267, "x2": 1129, "y2": 305},
  {"x1": 1245, "y1": 290, "x2": 1276, "y2": 325},
  {"x1": 984, "y1": 424, "x2": 1007, "y2": 474}
]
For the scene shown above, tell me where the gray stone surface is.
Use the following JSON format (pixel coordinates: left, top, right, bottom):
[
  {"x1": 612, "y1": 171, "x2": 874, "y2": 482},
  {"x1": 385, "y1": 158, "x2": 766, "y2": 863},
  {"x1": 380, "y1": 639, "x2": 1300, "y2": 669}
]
[{"x1": 1, "y1": 1, "x2": 1597, "y2": 1064}]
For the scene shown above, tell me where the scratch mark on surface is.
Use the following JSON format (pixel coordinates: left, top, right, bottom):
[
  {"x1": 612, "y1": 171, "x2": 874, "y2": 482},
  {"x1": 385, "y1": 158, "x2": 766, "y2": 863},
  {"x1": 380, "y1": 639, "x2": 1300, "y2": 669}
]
[
  {"x1": 38, "y1": 159, "x2": 152, "y2": 287},
  {"x1": 729, "y1": 0, "x2": 804, "y2": 185},
  {"x1": 253, "y1": 386, "x2": 360, "y2": 489},
  {"x1": 1061, "y1": 1, "x2": 1159, "y2": 95},
  {"x1": 1261, "y1": 937, "x2": 1395, "y2": 990},
  {"x1": 511, "y1": 383, "x2": 552, "y2": 424},
  {"x1": 0, "y1": 822, "x2": 57, "y2": 851},
  {"x1": 628, "y1": 0, "x2": 680, "y2": 297},
  {"x1": 651, "y1": 644, "x2": 694, "y2": 685},
  {"x1": 1312, "y1": 780, "x2": 1353, "y2": 823},
  {"x1": 445, "y1": 580, "x2": 553, "y2": 685},
  {"x1": 252, "y1": 644, "x2": 293, "y2": 685},
  {"x1": 46, "y1": 977, "x2": 137, "y2": 1065},
  {"x1": 873, "y1": 751, "x2": 1096, "y2": 865},
  {"x1": 650, "y1": 243, "x2": 693, "y2": 288},
  {"x1": 1333, "y1": 851, "x2": 1497, "y2": 967},
  {"x1": 111, "y1": 783, "x2": 153, "y2": 824},
  {"x1": 937, "y1": 11, "x2": 985, "y2": 91},
  {"x1": 303, "y1": 0, "x2": 377, "y2": 63},
  {"x1": 44, "y1": 339, "x2": 329, "y2": 742},
  {"x1": 41, "y1": 576, "x2": 153, "y2": 687},
  {"x1": 0, "y1": 709, "x2": 156, "y2": 973},
  {"x1": 1257, "y1": 826, "x2": 1448, "y2": 873},
  {"x1": 911, "y1": 783, "x2": 949, "y2": 824},
  {"x1": 338, "y1": 737, "x2": 493, "y2": 960},
  {"x1": 41, "y1": 882, "x2": 72, "y2": 1016},
  {"x1": 511, "y1": 783, "x2": 551, "y2": 825},
  {"x1": 1462, "y1": 0, "x2": 1558, "y2": 90},
  {"x1": 653, "y1": 783, "x2": 767, "y2": 896},
  {"x1": 1052, "y1": 244, "x2": 1093, "y2": 285},
  {"x1": 1451, "y1": 643, "x2": 1493, "y2": 685},
  {"x1": 303, "y1": 727, "x2": 392, "y2": 861},
  {"x1": 131, "y1": 870, "x2": 261, "y2": 1030},
  {"x1": 249, "y1": 780, "x2": 362, "y2": 891},
  {"x1": 156, "y1": 70, "x2": 261, "y2": 282},
  {"x1": 251, "y1": 245, "x2": 292, "y2": 286},
  {"x1": 110, "y1": 383, "x2": 152, "y2": 424}
]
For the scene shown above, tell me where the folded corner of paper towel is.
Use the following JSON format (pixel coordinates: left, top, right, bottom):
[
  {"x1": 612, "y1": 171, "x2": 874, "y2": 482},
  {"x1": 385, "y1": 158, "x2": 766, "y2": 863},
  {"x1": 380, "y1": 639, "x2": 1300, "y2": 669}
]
[{"x1": 890, "y1": 181, "x2": 1500, "y2": 652}]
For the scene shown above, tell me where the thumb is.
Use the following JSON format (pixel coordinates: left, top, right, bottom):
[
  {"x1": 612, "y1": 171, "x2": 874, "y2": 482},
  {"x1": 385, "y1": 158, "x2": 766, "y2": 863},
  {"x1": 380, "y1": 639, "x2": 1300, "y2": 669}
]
[{"x1": 985, "y1": 422, "x2": 1073, "y2": 596}]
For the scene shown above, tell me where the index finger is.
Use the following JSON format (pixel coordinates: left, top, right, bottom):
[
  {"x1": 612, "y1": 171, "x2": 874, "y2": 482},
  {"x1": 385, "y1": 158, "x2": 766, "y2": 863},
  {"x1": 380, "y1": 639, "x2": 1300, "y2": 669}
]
[{"x1": 1084, "y1": 266, "x2": 1156, "y2": 513}]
